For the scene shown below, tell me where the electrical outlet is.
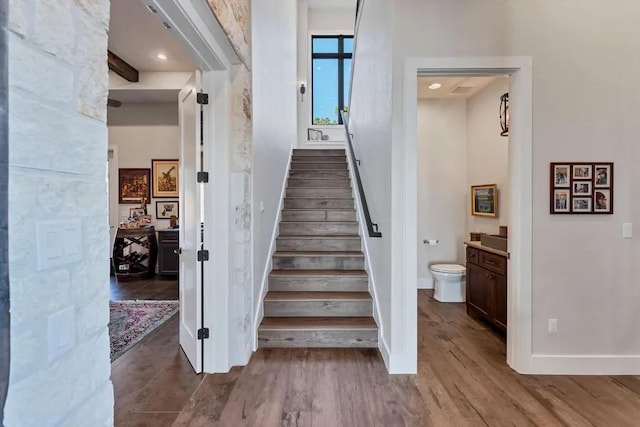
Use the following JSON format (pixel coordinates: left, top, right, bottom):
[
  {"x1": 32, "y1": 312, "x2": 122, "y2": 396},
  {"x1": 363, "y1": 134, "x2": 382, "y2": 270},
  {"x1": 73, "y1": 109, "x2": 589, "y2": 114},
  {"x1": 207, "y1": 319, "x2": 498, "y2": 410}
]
[{"x1": 548, "y1": 318, "x2": 558, "y2": 335}]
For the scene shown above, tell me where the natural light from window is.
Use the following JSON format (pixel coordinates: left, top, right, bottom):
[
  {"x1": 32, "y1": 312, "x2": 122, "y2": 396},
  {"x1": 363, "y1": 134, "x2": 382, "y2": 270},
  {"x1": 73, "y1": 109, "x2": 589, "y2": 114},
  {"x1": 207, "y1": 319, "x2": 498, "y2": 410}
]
[{"x1": 312, "y1": 35, "x2": 353, "y2": 125}]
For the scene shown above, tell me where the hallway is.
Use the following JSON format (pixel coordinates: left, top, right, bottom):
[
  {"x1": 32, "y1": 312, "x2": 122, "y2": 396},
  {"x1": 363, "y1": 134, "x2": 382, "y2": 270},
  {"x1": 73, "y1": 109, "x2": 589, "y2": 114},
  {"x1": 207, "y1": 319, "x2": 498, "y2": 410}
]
[{"x1": 112, "y1": 291, "x2": 640, "y2": 426}]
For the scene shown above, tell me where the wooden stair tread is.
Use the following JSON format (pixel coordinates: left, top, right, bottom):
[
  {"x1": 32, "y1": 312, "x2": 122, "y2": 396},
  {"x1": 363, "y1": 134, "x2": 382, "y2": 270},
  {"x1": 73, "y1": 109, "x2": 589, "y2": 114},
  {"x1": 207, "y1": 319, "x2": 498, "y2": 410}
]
[
  {"x1": 259, "y1": 317, "x2": 377, "y2": 330},
  {"x1": 273, "y1": 251, "x2": 363, "y2": 256},
  {"x1": 269, "y1": 269, "x2": 368, "y2": 277},
  {"x1": 265, "y1": 291, "x2": 372, "y2": 301}
]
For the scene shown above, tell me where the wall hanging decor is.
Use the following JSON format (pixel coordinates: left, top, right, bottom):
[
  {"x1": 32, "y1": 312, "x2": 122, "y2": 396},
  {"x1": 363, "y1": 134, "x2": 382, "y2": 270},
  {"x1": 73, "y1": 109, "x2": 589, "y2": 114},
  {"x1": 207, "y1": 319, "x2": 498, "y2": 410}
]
[
  {"x1": 550, "y1": 162, "x2": 613, "y2": 214},
  {"x1": 470, "y1": 184, "x2": 498, "y2": 217},
  {"x1": 151, "y1": 159, "x2": 179, "y2": 198},
  {"x1": 119, "y1": 168, "x2": 151, "y2": 204}
]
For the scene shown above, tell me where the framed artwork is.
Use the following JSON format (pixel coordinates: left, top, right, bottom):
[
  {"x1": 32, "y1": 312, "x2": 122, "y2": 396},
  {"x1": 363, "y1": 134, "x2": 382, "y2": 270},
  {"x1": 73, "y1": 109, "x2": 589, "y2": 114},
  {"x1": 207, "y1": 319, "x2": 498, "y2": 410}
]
[
  {"x1": 550, "y1": 162, "x2": 613, "y2": 214},
  {"x1": 119, "y1": 168, "x2": 150, "y2": 204},
  {"x1": 129, "y1": 207, "x2": 145, "y2": 220},
  {"x1": 156, "y1": 201, "x2": 179, "y2": 219},
  {"x1": 307, "y1": 128, "x2": 324, "y2": 141},
  {"x1": 152, "y1": 159, "x2": 179, "y2": 198},
  {"x1": 470, "y1": 184, "x2": 498, "y2": 217}
]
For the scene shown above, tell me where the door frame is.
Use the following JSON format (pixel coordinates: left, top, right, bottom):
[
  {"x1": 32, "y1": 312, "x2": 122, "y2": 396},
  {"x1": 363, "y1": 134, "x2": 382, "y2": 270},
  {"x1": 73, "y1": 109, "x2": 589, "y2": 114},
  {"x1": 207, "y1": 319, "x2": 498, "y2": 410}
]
[
  {"x1": 402, "y1": 56, "x2": 533, "y2": 373},
  {"x1": 145, "y1": 0, "x2": 240, "y2": 373}
]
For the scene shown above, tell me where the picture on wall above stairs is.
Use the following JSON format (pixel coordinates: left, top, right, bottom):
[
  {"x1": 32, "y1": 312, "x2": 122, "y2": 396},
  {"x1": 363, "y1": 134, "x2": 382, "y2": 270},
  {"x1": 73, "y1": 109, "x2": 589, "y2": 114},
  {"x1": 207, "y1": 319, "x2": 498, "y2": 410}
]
[{"x1": 258, "y1": 149, "x2": 378, "y2": 348}]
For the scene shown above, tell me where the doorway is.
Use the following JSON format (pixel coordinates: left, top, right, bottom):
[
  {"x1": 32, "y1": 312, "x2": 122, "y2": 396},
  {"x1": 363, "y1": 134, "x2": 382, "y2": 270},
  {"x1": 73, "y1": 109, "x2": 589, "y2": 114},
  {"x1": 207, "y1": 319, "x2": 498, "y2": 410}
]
[
  {"x1": 416, "y1": 74, "x2": 511, "y2": 358},
  {"x1": 403, "y1": 57, "x2": 534, "y2": 373}
]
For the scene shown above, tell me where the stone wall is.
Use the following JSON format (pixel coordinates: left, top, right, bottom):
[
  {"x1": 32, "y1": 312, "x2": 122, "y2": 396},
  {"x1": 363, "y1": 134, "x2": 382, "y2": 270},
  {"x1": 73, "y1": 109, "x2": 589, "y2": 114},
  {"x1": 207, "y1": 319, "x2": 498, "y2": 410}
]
[{"x1": 5, "y1": 0, "x2": 113, "y2": 425}]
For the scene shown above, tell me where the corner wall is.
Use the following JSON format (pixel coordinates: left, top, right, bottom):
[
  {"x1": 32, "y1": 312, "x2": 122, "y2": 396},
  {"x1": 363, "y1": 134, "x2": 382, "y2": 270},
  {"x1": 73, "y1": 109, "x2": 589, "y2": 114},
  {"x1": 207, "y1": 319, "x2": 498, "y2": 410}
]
[
  {"x1": 6, "y1": 0, "x2": 114, "y2": 424},
  {"x1": 466, "y1": 77, "x2": 510, "y2": 236},
  {"x1": 416, "y1": 99, "x2": 467, "y2": 288},
  {"x1": 251, "y1": 0, "x2": 298, "y2": 339}
]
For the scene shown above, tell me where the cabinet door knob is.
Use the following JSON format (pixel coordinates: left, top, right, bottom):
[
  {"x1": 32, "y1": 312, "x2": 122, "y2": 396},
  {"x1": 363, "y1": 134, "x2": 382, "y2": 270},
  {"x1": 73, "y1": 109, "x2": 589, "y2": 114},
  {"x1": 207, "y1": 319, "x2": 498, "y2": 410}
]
[{"x1": 174, "y1": 248, "x2": 182, "y2": 255}]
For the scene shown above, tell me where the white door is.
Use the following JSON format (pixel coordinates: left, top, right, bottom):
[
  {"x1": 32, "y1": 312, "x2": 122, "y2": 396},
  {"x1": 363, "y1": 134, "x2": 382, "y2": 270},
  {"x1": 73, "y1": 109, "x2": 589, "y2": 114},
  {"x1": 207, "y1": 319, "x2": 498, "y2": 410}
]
[{"x1": 179, "y1": 72, "x2": 203, "y2": 373}]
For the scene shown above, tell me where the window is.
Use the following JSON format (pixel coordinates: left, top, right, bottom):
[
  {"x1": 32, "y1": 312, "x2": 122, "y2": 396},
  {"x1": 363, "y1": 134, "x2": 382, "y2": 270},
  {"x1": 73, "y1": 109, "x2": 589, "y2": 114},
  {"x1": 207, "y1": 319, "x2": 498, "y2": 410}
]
[{"x1": 311, "y1": 35, "x2": 353, "y2": 125}]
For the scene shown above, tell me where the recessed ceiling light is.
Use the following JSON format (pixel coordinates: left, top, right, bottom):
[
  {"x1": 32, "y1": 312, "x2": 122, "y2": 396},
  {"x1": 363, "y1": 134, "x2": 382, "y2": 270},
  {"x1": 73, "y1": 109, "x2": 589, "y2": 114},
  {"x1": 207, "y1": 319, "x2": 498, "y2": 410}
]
[
  {"x1": 157, "y1": 53, "x2": 168, "y2": 61},
  {"x1": 428, "y1": 83, "x2": 442, "y2": 90}
]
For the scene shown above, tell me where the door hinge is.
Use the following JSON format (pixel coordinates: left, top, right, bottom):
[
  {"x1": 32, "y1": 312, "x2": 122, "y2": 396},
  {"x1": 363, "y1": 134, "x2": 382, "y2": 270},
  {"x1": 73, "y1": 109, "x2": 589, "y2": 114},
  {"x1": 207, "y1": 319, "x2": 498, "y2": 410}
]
[
  {"x1": 197, "y1": 249, "x2": 209, "y2": 262},
  {"x1": 197, "y1": 328, "x2": 210, "y2": 339},
  {"x1": 197, "y1": 92, "x2": 209, "y2": 105},
  {"x1": 197, "y1": 171, "x2": 209, "y2": 183}
]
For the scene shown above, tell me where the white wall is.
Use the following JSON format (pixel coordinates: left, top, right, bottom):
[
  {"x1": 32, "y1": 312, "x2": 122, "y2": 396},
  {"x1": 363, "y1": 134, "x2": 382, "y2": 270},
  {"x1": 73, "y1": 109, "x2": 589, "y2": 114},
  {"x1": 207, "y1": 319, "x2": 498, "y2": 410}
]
[
  {"x1": 107, "y1": 103, "x2": 180, "y2": 230},
  {"x1": 297, "y1": 6, "x2": 354, "y2": 147},
  {"x1": 348, "y1": 0, "x2": 394, "y2": 366},
  {"x1": 6, "y1": 0, "x2": 114, "y2": 424},
  {"x1": 416, "y1": 99, "x2": 467, "y2": 288},
  {"x1": 466, "y1": 77, "x2": 510, "y2": 235},
  {"x1": 251, "y1": 0, "x2": 298, "y2": 331},
  {"x1": 352, "y1": 0, "x2": 640, "y2": 372}
]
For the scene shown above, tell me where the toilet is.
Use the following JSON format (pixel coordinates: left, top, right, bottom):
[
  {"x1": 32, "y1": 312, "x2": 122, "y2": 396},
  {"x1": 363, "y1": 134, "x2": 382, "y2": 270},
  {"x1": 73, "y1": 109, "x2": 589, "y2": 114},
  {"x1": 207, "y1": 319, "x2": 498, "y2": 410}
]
[{"x1": 430, "y1": 264, "x2": 466, "y2": 302}]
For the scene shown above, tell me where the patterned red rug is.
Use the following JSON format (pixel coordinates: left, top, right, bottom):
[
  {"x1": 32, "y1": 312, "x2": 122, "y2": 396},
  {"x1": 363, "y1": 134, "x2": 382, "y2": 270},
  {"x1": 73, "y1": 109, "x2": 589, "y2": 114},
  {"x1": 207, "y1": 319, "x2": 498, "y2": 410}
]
[{"x1": 109, "y1": 300, "x2": 179, "y2": 362}]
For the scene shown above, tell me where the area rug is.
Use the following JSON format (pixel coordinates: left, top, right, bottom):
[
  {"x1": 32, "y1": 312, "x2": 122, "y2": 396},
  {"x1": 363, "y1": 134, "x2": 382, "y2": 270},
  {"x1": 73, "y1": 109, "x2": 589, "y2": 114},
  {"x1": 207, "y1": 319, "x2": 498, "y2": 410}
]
[{"x1": 109, "y1": 300, "x2": 179, "y2": 362}]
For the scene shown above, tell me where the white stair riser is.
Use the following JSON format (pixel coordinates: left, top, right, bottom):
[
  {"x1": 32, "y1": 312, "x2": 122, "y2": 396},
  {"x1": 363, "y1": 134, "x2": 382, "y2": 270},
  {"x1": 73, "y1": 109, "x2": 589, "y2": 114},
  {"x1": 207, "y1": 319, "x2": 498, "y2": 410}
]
[
  {"x1": 279, "y1": 222, "x2": 358, "y2": 235},
  {"x1": 273, "y1": 255, "x2": 364, "y2": 270},
  {"x1": 258, "y1": 330, "x2": 377, "y2": 348},
  {"x1": 268, "y1": 276, "x2": 368, "y2": 292},
  {"x1": 284, "y1": 198, "x2": 354, "y2": 209},
  {"x1": 281, "y1": 210, "x2": 356, "y2": 222},
  {"x1": 264, "y1": 300, "x2": 372, "y2": 317}
]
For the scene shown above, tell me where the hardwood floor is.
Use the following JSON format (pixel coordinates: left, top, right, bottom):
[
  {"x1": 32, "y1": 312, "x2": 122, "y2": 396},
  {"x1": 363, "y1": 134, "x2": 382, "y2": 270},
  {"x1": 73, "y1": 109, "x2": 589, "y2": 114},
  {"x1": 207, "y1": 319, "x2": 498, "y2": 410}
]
[
  {"x1": 111, "y1": 290, "x2": 640, "y2": 426},
  {"x1": 110, "y1": 275, "x2": 178, "y2": 301}
]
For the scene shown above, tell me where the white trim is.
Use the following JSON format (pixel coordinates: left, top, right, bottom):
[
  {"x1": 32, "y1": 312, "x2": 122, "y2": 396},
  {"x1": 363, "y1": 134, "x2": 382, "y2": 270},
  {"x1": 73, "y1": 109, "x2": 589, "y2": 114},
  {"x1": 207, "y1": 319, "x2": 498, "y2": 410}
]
[
  {"x1": 345, "y1": 142, "x2": 387, "y2": 370},
  {"x1": 144, "y1": 0, "x2": 240, "y2": 71},
  {"x1": 531, "y1": 355, "x2": 640, "y2": 375},
  {"x1": 417, "y1": 277, "x2": 433, "y2": 289},
  {"x1": 403, "y1": 56, "x2": 534, "y2": 374},
  {"x1": 252, "y1": 148, "x2": 294, "y2": 351}
]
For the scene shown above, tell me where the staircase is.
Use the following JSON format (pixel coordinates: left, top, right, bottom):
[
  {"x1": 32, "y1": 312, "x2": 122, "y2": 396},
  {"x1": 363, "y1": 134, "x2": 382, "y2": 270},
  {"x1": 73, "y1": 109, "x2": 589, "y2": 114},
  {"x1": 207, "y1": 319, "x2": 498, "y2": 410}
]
[{"x1": 258, "y1": 149, "x2": 378, "y2": 348}]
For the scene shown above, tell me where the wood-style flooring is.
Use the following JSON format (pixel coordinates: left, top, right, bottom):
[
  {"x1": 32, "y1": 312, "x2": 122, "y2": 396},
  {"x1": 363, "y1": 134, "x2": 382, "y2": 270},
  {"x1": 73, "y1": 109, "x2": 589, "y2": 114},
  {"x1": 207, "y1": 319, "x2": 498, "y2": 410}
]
[
  {"x1": 111, "y1": 290, "x2": 640, "y2": 426},
  {"x1": 110, "y1": 275, "x2": 178, "y2": 301}
]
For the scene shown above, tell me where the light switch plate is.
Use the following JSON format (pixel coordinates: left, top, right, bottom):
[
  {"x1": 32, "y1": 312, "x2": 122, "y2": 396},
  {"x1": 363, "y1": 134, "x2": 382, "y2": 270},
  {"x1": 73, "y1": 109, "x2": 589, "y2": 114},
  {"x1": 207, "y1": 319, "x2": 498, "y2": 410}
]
[
  {"x1": 622, "y1": 222, "x2": 633, "y2": 239},
  {"x1": 47, "y1": 306, "x2": 76, "y2": 363},
  {"x1": 36, "y1": 220, "x2": 83, "y2": 270}
]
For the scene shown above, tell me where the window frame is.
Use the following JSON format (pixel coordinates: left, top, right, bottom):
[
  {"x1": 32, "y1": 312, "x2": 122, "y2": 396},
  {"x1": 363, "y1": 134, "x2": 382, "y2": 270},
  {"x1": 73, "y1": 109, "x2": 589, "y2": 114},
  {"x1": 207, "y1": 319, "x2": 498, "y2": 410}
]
[{"x1": 310, "y1": 34, "x2": 353, "y2": 126}]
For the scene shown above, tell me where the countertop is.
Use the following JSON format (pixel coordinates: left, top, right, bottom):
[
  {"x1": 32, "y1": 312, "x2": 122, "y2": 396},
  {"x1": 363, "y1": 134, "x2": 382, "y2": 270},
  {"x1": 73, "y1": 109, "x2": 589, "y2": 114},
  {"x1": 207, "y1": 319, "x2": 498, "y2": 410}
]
[{"x1": 464, "y1": 240, "x2": 509, "y2": 258}]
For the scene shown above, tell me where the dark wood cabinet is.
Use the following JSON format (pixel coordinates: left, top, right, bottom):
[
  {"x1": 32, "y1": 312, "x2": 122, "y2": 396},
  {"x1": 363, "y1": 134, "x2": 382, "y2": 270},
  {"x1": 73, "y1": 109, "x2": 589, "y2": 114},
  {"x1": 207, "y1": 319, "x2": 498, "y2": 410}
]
[
  {"x1": 466, "y1": 245, "x2": 507, "y2": 334},
  {"x1": 157, "y1": 230, "x2": 179, "y2": 276}
]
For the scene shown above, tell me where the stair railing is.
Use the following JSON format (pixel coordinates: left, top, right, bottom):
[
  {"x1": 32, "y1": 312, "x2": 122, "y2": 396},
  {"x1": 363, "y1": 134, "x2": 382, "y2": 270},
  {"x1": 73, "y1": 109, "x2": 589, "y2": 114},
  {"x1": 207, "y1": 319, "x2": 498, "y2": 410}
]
[{"x1": 340, "y1": 110, "x2": 382, "y2": 238}]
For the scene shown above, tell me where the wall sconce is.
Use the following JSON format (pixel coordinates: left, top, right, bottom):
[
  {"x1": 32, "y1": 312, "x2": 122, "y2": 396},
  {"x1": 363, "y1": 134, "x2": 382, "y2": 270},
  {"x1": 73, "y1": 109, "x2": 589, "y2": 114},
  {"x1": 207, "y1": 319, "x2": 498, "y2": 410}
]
[
  {"x1": 499, "y1": 92, "x2": 509, "y2": 137},
  {"x1": 299, "y1": 82, "x2": 306, "y2": 102}
]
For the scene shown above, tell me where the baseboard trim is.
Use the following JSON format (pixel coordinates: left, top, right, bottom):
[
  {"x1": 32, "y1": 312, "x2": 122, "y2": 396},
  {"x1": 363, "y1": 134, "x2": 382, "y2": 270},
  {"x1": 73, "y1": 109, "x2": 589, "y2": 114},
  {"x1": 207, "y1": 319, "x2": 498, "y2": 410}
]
[
  {"x1": 379, "y1": 333, "x2": 391, "y2": 371},
  {"x1": 252, "y1": 148, "x2": 293, "y2": 351},
  {"x1": 417, "y1": 277, "x2": 433, "y2": 289},
  {"x1": 530, "y1": 354, "x2": 640, "y2": 375}
]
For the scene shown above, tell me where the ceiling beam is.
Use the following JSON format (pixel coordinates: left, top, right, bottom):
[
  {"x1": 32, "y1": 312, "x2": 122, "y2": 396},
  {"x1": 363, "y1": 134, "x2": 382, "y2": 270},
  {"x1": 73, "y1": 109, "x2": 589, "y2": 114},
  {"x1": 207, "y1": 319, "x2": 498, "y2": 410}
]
[{"x1": 107, "y1": 50, "x2": 139, "y2": 83}]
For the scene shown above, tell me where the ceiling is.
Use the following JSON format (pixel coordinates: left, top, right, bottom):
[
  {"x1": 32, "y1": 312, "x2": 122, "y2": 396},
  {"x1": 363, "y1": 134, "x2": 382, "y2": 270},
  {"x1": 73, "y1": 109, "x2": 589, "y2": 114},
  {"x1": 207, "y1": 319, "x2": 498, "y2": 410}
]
[
  {"x1": 308, "y1": 0, "x2": 356, "y2": 9},
  {"x1": 108, "y1": 0, "x2": 197, "y2": 72},
  {"x1": 417, "y1": 76, "x2": 506, "y2": 100}
]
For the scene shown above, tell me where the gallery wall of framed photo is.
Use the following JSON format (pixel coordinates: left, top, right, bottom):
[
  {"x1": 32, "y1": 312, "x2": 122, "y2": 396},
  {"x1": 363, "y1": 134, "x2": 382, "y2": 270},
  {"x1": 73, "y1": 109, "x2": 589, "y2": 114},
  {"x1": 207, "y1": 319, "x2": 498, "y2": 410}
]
[{"x1": 550, "y1": 162, "x2": 613, "y2": 214}]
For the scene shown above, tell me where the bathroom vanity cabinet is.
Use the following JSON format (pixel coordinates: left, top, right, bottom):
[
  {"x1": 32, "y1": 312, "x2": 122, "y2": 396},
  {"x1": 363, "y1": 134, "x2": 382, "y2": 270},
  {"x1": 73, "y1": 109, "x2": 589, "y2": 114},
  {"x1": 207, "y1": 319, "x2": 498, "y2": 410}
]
[{"x1": 465, "y1": 243, "x2": 507, "y2": 334}]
